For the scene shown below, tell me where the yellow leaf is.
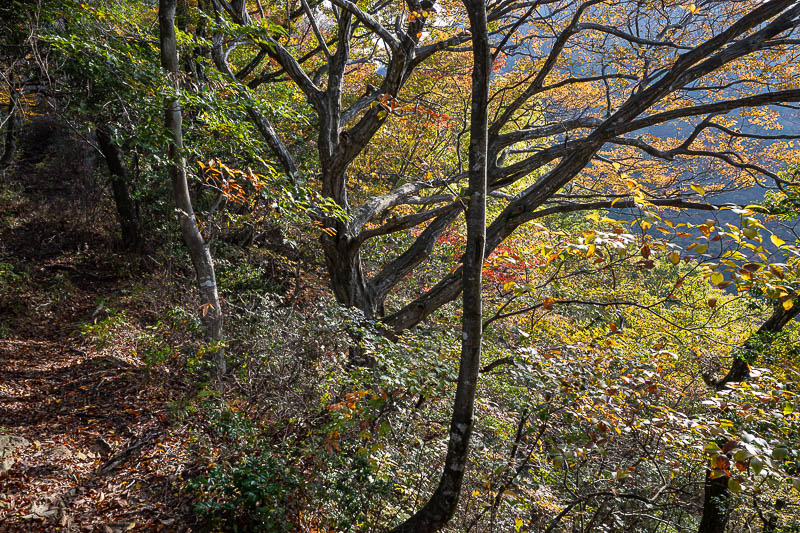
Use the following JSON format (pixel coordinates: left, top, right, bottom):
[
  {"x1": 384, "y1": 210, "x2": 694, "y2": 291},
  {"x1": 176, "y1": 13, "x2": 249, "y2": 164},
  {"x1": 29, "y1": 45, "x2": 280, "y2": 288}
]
[
  {"x1": 668, "y1": 251, "x2": 680, "y2": 265},
  {"x1": 770, "y1": 234, "x2": 786, "y2": 248},
  {"x1": 690, "y1": 184, "x2": 705, "y2": 195},
  {"x1": 783, "y1": 299, "x2": 794, "y2": 311}
]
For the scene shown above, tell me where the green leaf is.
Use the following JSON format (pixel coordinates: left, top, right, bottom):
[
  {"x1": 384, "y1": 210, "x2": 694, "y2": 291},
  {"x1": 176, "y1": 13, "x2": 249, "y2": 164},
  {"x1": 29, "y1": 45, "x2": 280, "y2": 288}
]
[
  {"x1": 772, "y1": 447, "x2": 789, "y2": 461},
  {"x1": 704, "y1": 442, "x2": 721, "y2": 454},
  {"x1": 727, "y1": 478, "x2": 742, "y2": 494},
  {"x1": 734, "y1": 449, "x2": 750, "y2": 462}
]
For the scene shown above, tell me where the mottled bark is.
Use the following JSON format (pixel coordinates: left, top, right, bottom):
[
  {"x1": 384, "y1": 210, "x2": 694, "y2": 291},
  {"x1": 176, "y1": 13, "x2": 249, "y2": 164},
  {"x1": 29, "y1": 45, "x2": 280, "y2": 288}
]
[
  {"x1": 95, "y1": 127, "x2": 141, "y2": 249},
  {"x1": 159, "y1": 0, "x2": 225, "y2": 380},
  {"x1": 389, "y1": 1, "x2": 490, "y2": 530}
]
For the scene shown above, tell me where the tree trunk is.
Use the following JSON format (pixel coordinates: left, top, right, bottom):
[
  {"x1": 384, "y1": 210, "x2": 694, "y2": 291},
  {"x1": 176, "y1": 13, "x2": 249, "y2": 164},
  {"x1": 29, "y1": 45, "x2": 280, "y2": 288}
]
[
  {"x1": 389, "y1": 1, "x2": 490, "y2": 530},
  {"x1": 159, "y1": 0, "x2": 225, "y2": 380},
  {"x1": 322, "y1": 235, "x2": 376, "y2": 315},
  {"x1": 698, "y1": 471, "x2": 731, "y2": 533},
  {"x1": 95, "y1": 127, "x2": 141, "y2": 249},
  {"x1": 715, "y1": 301, "x2": 799, "y2": 389},
  {"x1": 0, "y1": 99, "x2": 17, "y2": 169},
  {"x1": 697, "y1": 301, "x2": 799, "y2": 531}
]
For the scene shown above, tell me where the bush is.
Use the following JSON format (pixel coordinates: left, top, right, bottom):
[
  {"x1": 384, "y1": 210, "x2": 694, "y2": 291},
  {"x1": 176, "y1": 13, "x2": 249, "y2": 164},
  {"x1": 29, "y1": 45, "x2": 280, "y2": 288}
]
[{"x1": 189, "y1": 449, "x2": 302, "y2": 532}]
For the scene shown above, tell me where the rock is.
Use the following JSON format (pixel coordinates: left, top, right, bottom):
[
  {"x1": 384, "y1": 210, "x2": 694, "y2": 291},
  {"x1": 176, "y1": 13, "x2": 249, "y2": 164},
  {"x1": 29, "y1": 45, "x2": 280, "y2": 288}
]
[
  {"x1": 0, "y1": 456, "x2": 14, "y2": 477},
  {"x1": 0, "y1": 435, "x2": 29, "y2": 477},
  {"x1": 0, "y1": 435, "x2": 30, "y2": 456},
  {"x1": 53, "y1": 446, "x2": 72, "y2": 459}
]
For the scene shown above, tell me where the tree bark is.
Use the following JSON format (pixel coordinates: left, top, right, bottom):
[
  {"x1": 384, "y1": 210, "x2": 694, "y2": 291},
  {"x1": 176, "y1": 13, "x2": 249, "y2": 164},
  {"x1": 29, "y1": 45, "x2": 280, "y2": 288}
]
[
  {"x1": 323, "y1": 235, "x2": 377, "y2": 315},
  {"x1": 159, "y1": 0, "x2": 225, "y2": 380},
  {"x1": 389, "y1": 1, "x2": 490, "y2": 530},
  {"x1": 715, "y1": 301, "x2": 799, "y2": 390},
  {"x1": 697, "y1": 300, "x2": 798, "y2": 531},
  {"x1": 95, "y1": 126, "x2": 141, "y2": 249},
  {"x1": 698, "y1": 470, "x2": 731, "y2": 533},
  {"x1": 0, "y1": 98, "x2": 17, "y2": 169}
]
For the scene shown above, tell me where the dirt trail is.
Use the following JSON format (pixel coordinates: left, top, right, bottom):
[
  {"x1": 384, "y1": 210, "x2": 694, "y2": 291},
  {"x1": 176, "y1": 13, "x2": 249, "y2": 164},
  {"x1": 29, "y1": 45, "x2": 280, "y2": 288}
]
[
  {"x1": 0, "y1": 262, "x2": 196, "y2": 532},
  {"x1": 0, "y1": 331, "x2": 189, "y2": 531},
  {"x1": 0, "y1": 127, "x2": 195, "y2": 531}
]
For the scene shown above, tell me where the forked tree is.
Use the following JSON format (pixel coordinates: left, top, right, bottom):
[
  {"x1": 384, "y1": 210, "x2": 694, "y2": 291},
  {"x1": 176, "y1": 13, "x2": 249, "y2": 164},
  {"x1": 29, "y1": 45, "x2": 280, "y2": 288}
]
[
  {"x1": 206, "y1": 0, "x2": 800, "y2": 334},
  {"x1": 204, "y1": 1, "x2": 800, "y2": 530}
]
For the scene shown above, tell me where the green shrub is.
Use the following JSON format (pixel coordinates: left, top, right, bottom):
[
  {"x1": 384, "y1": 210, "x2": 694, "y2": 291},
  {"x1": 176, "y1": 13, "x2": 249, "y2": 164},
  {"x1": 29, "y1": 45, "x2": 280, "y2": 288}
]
[
  {"x1": 189, "y1": 451, "x2": 301, "y2": 532},
  {"x1": 80, "y1": 308, "x2": 128, "y2": 348}
]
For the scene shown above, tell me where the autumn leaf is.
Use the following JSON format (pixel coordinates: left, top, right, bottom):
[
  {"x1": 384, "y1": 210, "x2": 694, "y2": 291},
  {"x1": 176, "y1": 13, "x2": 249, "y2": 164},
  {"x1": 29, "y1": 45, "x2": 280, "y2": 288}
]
[
  {"x1": 770, "y1": 234, "x2": 786, "y2": 247},
  {"x1": 690, "y1": 184, "x2": 705, "y2": 195}
]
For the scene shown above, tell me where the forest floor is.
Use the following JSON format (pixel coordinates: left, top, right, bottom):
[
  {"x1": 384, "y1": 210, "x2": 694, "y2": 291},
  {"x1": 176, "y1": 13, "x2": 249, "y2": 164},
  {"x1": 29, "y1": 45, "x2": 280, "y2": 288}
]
[{"x1": 0, "y1": 128, "x2": 198, "y2": 532}]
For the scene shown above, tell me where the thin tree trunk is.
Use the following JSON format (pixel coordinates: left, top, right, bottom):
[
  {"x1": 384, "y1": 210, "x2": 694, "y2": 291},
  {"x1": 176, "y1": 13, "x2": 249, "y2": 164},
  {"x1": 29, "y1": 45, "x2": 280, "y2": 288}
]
[
  {"x1": 95, "y1": 127, "x2": 141, "y2": 249},
  {"x1": 159, "y1": 0, "x2": 225, "y2": 380},
  {"x1": 389, "y1": 1, "x2": 490, "y2": 530},
  {"x1": 0, "y1": 99, "x2": 17, "y2": 169}
]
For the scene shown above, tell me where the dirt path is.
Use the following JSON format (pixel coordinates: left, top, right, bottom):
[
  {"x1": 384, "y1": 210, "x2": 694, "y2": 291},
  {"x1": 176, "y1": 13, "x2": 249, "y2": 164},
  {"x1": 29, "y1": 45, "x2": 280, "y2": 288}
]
[
  {"x1": 0, "y1": 290, "x2": 195, "y2": 532},
  {"x1": 1, "y1": 146, "x2": 196, "y2": 531}
]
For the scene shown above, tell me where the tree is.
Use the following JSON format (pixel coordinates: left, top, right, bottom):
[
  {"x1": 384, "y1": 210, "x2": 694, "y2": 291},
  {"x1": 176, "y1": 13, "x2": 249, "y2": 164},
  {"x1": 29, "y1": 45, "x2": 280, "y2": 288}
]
[
  {"x1": 159, "y1": 0, "x2": 226, "y2": 380},
  {"x1": 8, "y1": 1, "x2": 798, "y2": 530},
  {"x1": 95, "y1": 126, "x2": 142, "y2": 249},
  {"x1": 206, "y1": 0, "x2": 800, "y2": 337},
  {"x1": 200, "y1": 1, "x2": 800, "y2": 529},
  {"x1": 389, "y1": 0, "x2": 490, "y2": 530}
]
